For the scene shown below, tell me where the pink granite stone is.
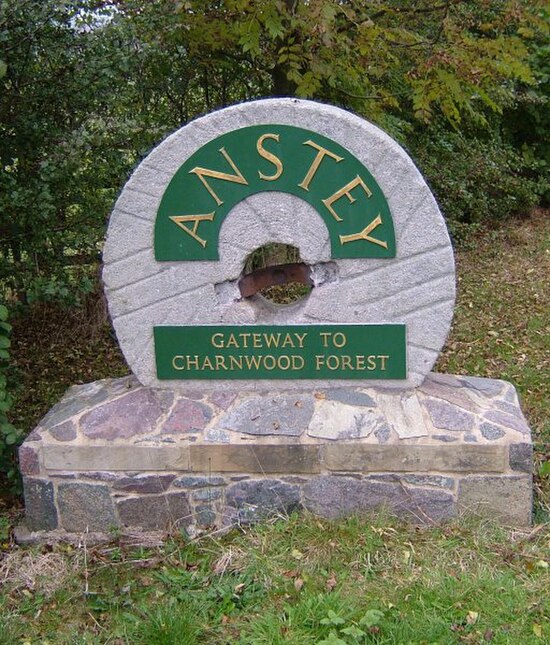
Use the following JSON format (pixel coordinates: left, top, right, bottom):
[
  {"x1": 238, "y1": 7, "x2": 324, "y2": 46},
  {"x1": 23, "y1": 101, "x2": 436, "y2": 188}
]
[
  {"x1": 81, "y1": 388, "x2": 163, "y2": 439},
  {"x1": 162, "y1": 398, "x2": 213, "y2": 435}
]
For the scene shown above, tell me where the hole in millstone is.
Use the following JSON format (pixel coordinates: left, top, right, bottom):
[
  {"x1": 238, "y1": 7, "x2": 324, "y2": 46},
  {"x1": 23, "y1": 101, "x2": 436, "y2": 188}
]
[{"x1": 240, "y1": 243, "x2": 313, "y2": 304}]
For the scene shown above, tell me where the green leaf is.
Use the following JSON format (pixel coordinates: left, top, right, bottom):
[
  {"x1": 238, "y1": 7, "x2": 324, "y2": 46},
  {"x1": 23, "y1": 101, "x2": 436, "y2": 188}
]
[
  {"x1": 0, "y1": 336, "x2": 10, "y2": 349},
  {"x1": 538, "y1": 461, "x2": 550, "y2": 478},
  {"x1": 341, "y1": 625, "x2": 366, "y2": 638},
  {"x1": 0, "y1": 60, "x2": 6, "y2": 79},
  {"x1": 0, "y1": 305, "x2": 8, "y2": 320},
  {"x1": 359, "y1": 609, "x2": 384, "y2": 628},
  {"x1": 320, "y1": 610, "x2": 346, "y2": 627},
  {"x1": 317, "y1": 632, "x2": 348, "y2": 645}
]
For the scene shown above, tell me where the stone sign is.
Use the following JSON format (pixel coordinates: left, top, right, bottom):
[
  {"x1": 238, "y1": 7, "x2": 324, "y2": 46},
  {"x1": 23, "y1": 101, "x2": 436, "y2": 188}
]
[
  {"x1": 103, "y1": 99, "x2": 455, "y2": 390},
  {"x1": 17, "y1": 99, "x2": 533, "y2": 542}
]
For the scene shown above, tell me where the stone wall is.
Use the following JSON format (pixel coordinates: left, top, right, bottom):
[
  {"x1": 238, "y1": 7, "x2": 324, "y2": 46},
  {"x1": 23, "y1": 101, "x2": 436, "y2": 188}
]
[{"x1": 18, "y1": 372, "x2": 533, "y2": 540}]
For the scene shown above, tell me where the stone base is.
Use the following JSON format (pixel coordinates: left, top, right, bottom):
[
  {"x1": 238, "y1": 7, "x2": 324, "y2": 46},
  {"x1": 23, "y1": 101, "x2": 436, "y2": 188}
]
[{"x1": 18, "y1": 373, "x2": 533, "y2": 541}]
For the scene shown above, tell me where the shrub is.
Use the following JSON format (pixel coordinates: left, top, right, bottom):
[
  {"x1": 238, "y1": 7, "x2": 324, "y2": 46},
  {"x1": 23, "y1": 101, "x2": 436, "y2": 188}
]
[
  {"x1": 411, "y1": 127, "x2": 544, "y2": 243},
  {"x1": 0, "y1": 304, "x2": 23, "y2": 488}
]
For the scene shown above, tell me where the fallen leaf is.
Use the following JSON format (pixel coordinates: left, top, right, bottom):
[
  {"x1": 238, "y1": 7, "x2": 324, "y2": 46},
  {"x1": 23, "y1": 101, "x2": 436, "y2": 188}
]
[
  {"x1": 326, "y1": 572, "x2": 337, "y2": 591},
  {"x1": 294, "y1": 577, "x2": 304, "y2": 591},
  {"x1": 467, "y1": 611, "x2": 479, "y2": 625},
  {"x1": 291, "y1": 549, "x2": 304, "y2": 560},
  {"x1": 314, "y1": 392, "x2": 326, "y2": 400},
  {"x1": 535, "y1": 560, "x2": 548, "y2": 569},
  {"x1": 483, "y1": 629, "x2": 494, "y2": 641},
  {"x1": 234, "y1": 583, "x2": 245, "y2": 594},
  {"x1": 533, "y1": 623, "x2": 543, "y2": 638}
]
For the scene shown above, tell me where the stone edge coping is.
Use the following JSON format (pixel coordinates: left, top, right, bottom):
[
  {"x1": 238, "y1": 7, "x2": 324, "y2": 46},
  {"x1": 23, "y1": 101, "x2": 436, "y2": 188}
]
[{"x1": 22, "y1": 373, "x2": 532, "y2": 451}]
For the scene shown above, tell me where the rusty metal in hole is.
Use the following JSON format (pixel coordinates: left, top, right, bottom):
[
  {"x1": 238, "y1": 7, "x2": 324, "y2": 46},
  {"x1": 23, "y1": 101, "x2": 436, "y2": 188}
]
[{"x1": 238, "y1": 263, "x2": 313, "y2": 298}]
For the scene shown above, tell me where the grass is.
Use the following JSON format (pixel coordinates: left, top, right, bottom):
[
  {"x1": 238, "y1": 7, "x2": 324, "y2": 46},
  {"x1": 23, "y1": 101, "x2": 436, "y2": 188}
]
[
  {"x1": 0, "y1": 514, "x2": 548, "y2": 643},
  {"x1": 1, "y1": 209, "x2": 549, "y2": 643}
]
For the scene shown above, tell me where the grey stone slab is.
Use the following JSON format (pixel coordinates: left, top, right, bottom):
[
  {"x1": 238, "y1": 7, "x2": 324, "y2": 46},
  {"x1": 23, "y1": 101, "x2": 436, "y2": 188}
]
[
  {"x1": 424, "y1": 399, "x2": 475, "y2": 432},
  {"x1": 112, "y1": 474, "x2": 176, "y2": 494},
  {"x1": 484, "y1": 410, "x2": 530, "y2": 434},
  {"x1": 23, "y1": 478, "x2": 58, "y2": 531},
  {"x1": 303, "y1": 476, "x2": 455, "y2": 523},
  {"x1": 402, "y1": 474, "x2": 455, "y2": 489},
  {"x1": 480, "y1": 422, "x2": 505, "y2": 441},
  {"x1": 307, "y1": 399, "x2": 381, "y2": 440},
  {"x1": 374, "y1": 423, "x2": 391, "y2": 444},
  {"x1": 58, "y1": 483, "x2": 117, "y2": 532},
  {"x1": 117, "y1": 492, "x2": 192, "y2": 530},
  {"x1": 460, "y1": 376, "x2": 505, "y2": 397},
  {"x1": 324, "y1": 388, "x2": 376, "y2": 407},
  {"x1": 195, "y1": 505, "x2": 217, "y2": 528},
  {"x1": 458, "y1": 475, "x2": 532, "y2": 526},
  {"x1": 49, "y1": 421, "x2": 77, "y2": 442},
  {"x1": 189, "y1": 444, "x2": 321, "y2": 474},
  {"x1": 218, "y1": 394, "x2": 314, "y2": 436},
  {"x1": 204, "y1": 427, "x2": 231, "y2": 443},
  {"x1": 378, "y1": 392, "x2": 428, "y2": 439},
  {"x1": 192, "y1": 488, "x2": 223, "y2": 502},
  {"x1": 19, "y1": 445, "x2": 40, "y2": 476},
  {"x1": 323, "y1": 444, "x2": 507, "y2": 473},
  {"x1": 226, "y1": 479, "x2": 301, "y2": 522},
  {"x1": 43, "y1": 445, "x2": 190, "y2": 472},
  {"x1": 173, "y1": 475, "x2": 226, "y2": 488},
  {"x1": 80, "y1": 388, "x2": 164, "y2": 440},
  {"x1": 420, "y1": 376, "x2": 479, "y2": 413},
  {"x1": 433, "y1": 434, "x2": 459, "y2": 443},
  {"x1": 509, "y1": 443, "x2": 533, "y2": 473}
]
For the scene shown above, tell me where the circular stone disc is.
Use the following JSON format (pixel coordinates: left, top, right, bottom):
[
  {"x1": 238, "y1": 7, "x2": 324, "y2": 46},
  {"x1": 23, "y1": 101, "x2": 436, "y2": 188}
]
[{"x1": 103, "y1": 99, "x2": 455, "y2": 390}]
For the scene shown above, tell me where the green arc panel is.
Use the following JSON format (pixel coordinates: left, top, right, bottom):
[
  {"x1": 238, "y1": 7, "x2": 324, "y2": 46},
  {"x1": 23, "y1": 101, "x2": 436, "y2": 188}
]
[{"x1": 154, "y1": 125, "x2": 396, "y2": 261}]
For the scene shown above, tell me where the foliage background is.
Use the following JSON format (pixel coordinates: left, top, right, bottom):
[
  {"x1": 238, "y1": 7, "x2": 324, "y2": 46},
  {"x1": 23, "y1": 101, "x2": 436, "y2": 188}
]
[{"x1": 0, "y1": 0, "x2": 549, "y2": 486}]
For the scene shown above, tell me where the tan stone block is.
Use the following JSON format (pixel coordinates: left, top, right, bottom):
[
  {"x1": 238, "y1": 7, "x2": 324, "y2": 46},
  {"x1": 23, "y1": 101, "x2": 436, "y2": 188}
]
[
  {"x1": 43, "y1": 445, "x2": 189, "y2": 472},
  {"x1": 189, "y1": 444, "x2": 321, "y2": 473},
  {"x1": 458, "y1": 475, "x2": 532, "y2": 526},
  {"x1": 323, "y1": 444, "x2": 507, "y2": 473}
]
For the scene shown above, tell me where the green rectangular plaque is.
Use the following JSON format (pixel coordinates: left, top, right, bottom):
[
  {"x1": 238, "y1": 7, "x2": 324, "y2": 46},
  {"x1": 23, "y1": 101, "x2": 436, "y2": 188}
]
[{"x1": 154, "y1": 324, "x2": 406, "y2": 380}]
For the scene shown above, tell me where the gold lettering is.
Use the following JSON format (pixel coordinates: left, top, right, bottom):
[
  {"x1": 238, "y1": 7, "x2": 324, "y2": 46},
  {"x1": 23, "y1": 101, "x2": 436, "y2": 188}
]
[
  {"x1": 298, "y1": 140, "x2": 343, "y2": 191},
  {"x1": 202, "y1": 356, "x2": 214, "y2": 370},
  {"x1": 244, "y1": 355, "x2": 262, "y2": 370},
  {"x1": 281, "y1": 333, "x2": 295, "y2": 349},
  {"x1": 187, "y1": 355, "x2": 200, "y2": 370},
  {"x1": 292, "y1": 355, "x2": 305, "y2": 370},
  {"x1": 278, "y1": 355, "x2": 291, "y2": 370},
  {"x1": 263, "y1": 355, "x2": 276, "y2": 370},
  {"x1": 229, "y1": 355, "x2": 243, "y2": 370},
  {"x1": 339, "y1": 214, "x2": 388, "y2": 250},
  {"x1": 367, "y1": 355, "x2": 377, "y2": 370},
  {"x1": 332, "y1": 332, "x2": 346, "y2": 348},
  {"x1": 169, "y1": 213, "x2": 215, "y2": 249},
  {"x1": 319, "y1": 332, "x2": 331, "y2": 348},
  {"x1": 341, "y1": 355, "x2": 353, "y2": 370},
  {"x1": 215, "y1": 355, "x2": 227, "y2": 370},
  {"x1": 326, "y1": 355, "x2": 339, "y2": 370},
  {"x1": 322, "y1": 175, "x2": 373, "y2": 222},
  {"x1": 315, "y1": 355, "x2": 325, "y2": 370},
  {"x1": 226, "y1": 334, "x2": 239, "y2": 348},
  {"x1": 379, "y1": 355, "x2": 389, "y2": 370},
  {"x1": 211, "y1": 333, "x2": 224, "y2": 349},
  {"x1": 264, "y1": 333, "x2": 281, "y2": 348},
  {"x1": 355, "y1": 355, "x2": 365, "y2": 370},
  {"x1": 189, "y1": 147, "x2": 248, "y2": 206},
  {"x1": 172, "y1": 355, "x2": 185, "y2": 370},
  {"x1": 294, "y1": 333, "x2": 307, "y2": 348},
  {"x1": 240, "y1": 333, "x2": 251, "y2": 348},
  {"x1": 252, "y1": 333, "x2": 263, "y2": 348},
  {"x1": 257, "y1": 133, "x2": 283, "y2": 181}
]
